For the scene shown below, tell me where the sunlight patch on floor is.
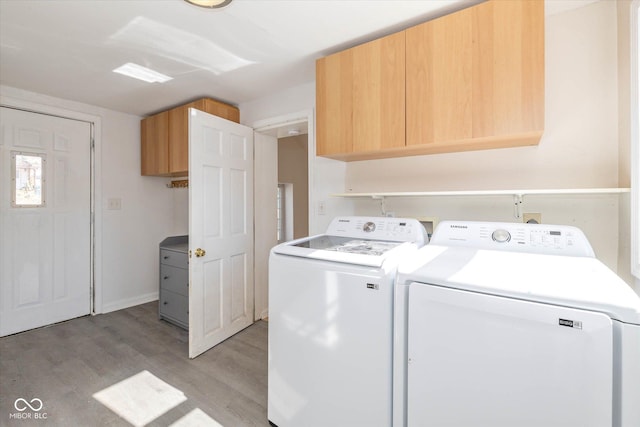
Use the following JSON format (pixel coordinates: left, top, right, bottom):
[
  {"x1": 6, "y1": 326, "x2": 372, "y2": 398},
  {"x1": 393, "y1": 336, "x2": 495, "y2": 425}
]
[
  {"x1": 93, "y1": 370, "x2": 187, "y2": 426},
  {"x1": 170, "y1": 408, "x2": 223, "y2": 427}
]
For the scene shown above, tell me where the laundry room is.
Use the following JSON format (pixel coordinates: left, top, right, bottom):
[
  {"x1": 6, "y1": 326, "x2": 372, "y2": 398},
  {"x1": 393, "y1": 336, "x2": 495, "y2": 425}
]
[{"x1": 1, "y1": 0, "x2": 639, "y2": 426}]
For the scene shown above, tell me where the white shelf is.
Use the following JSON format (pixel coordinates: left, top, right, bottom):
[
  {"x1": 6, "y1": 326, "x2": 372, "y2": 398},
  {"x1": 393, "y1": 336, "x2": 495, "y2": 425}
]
[
  {"x1": 332, "y1": 188, "x2": 630, "y2": 219},
  {"x1": 332, "y1": 188, "x2": 630, "y2": 198}
]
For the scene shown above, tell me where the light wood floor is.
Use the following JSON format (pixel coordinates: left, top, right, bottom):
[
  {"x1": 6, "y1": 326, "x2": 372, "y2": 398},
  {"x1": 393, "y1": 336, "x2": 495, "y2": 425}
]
[{"x1": 0, "y1": 302, "x2": 269, "y2": 426}]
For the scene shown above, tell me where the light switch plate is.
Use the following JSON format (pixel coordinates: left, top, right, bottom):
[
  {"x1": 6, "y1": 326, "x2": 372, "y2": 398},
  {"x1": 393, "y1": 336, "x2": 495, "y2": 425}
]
[{"x1": 107, "y1": 198, "x2": 122, "y2": 210}]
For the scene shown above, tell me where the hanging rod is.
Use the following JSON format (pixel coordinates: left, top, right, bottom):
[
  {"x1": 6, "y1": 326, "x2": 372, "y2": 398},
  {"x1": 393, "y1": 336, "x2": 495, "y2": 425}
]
[
  {"x1": 332, "y1": 188, "x2": 630, "y2": 219},
  {"x1": 331, "y1": 188, "x2": 630, "y2": 199},
  {"x1": 167, "y1": 179, "x2": 188, "y2": 188}
]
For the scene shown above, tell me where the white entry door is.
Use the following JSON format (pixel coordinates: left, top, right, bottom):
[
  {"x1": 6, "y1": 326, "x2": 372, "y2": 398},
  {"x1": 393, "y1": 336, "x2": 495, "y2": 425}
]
[
  {"x1": 188, "y1": 109, "x2": 254, "y2": 358},
  {"x1": 0, "y1": 107, "x2": 91, "y2": 337}
]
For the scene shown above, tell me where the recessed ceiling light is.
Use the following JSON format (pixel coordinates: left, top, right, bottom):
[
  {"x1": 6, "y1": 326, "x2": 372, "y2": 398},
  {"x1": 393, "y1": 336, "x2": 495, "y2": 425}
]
[
  {"x1": 184, "y1": 0, "x2": 232, "y2": 8},
  {"x1": 112, "y1": 63, "x2": 173, "y2": 83}
]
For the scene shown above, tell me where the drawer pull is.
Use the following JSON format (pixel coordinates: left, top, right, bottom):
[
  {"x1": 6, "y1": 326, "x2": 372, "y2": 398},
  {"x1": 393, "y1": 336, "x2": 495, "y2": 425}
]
[
  {"x1": 163, "y1": 301, "x2": 168, "y2": 305},
  {"x1": 164, "y1": 276, "x2": 170, "y2": 280},
  {"x1": 163, "y1": 256, "x2": 169, "y2": 260}
]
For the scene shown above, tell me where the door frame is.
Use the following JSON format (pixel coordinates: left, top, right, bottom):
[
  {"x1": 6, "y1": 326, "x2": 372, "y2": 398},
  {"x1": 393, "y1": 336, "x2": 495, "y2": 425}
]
[
  {"x1": 252, "y1": 109, "x2": 315, "y2": 231},
  {"x1": 252, "y1": 109, "x2": 314, "y2": 320},
  {"x1": 0, "y1": 95, "x2": 102, "y2": 314}
]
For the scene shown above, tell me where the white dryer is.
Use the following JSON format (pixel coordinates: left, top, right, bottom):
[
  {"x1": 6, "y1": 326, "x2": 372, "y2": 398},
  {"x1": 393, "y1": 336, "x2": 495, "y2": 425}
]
[
  {"x1": 393, "y1": 221, "x2": 640, "y2": 427},
  {"x1": 269, "y1": 216, "x2": 427, "y2": 427}
]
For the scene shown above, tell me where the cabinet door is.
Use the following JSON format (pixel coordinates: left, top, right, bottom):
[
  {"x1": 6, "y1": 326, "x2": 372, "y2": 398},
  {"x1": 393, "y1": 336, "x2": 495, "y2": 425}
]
[
  {"x1": 406, "y1": 0, "x2": 544, "y2": 148},
  {"x1": 316, "y1": 48, "x2": 354, "y2": 157},
  {"x1": 477, "y1": 0, "x2": 544, "y2": 137},
  {"x1": 167, "y1": 99, "x2": 240, "y2": 176},
  {"x1": 406, "y1": 6, "x2": 473, "y2": 146},
  {"x1": 200, "y1": 98, "x2": 240, "y2": 123},
  {"x1": 168, "y1": 103, "x2": 192, "y2": 176},
  {"x1": 352, "y1": 32, "x2": 405, "y2": 154},
  {"x1": 316, "y1": 32, "x2": 405, "y2": 159},
  {"x1": 141, "y1": 110, "x2": 169, "y2": 176}
]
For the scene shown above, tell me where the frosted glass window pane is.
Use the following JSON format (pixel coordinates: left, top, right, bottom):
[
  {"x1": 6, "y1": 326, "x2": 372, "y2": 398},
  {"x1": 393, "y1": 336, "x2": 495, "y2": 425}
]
[{"x1": 12, "y1": 152, "x2": 46, "y2": 207}]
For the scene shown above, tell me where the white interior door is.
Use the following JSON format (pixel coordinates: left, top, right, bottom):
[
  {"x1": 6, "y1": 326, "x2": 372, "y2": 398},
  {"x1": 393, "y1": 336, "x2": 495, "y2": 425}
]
[
  {"x1": 0, "y1": 107, "x2": 91, "y2": 337},
  {"x1": 188, "y1": 108, "x2": 254, "y2": 358}
]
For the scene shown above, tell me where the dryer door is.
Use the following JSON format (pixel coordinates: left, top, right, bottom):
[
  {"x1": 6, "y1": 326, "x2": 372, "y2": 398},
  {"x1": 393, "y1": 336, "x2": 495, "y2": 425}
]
[{"x1": 406, "y1": 283, "x2": 613, "y2": 427}]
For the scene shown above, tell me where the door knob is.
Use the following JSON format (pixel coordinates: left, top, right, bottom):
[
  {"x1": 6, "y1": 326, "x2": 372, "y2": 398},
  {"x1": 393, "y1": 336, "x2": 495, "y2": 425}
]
[{"x1": 194, "y1": 248, "x2": 206, "y2": 257}]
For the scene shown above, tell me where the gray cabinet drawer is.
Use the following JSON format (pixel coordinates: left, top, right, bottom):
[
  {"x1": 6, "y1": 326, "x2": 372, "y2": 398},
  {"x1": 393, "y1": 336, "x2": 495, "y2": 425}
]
[
  {"x1": 159, "y1": 236, "x2": 188, "y2": 330},
  {"x1": 159, "y1": 290, "x2": 188, "y2": 328},
  {"x1": 160, "y1": 249, "x2": 188, "y2": 268},
  {"x1": 160, "y1": 264, "x2": 188, "y2": 297}
]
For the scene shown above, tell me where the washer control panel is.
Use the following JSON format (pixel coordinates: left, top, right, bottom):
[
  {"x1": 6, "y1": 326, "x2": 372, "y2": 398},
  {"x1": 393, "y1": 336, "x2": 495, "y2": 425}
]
[
  {"x1": 326, "y1": 216, "x2": 428, "y2": 245},
  {"x1": 430, "y1": 221, "x2": 595, "y2": 257}
]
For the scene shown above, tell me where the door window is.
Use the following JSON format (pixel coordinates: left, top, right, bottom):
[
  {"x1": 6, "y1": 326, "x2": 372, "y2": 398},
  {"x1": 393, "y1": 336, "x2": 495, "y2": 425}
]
[{"x1": 11, "y1": 151, "x2": 46, "y2": 207}]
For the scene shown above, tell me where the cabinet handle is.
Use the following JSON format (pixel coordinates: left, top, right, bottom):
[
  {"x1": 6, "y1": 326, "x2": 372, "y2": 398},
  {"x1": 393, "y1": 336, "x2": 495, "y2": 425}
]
[
  {"x1": 164, "y1": 276, "x2": 169, "y2": 280},
  {"x1": 163, "y1": 301, "x2": 168, "y2": 305},
  {"x1": 163, "y1": 256, "x2": 169, "y2": 260}
]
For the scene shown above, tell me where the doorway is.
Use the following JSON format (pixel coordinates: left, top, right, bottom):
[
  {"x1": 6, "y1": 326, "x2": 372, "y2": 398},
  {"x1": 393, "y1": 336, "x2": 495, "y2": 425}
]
[
  {"x1": 253, "y1": 110, "x2": 312, "y2": 321},
  {"x1": 277, "y1": 132, "x2": 309, "y2": 241},
  {"x1": 0, "y1": 106, "x2": 94, "y2": 336}
]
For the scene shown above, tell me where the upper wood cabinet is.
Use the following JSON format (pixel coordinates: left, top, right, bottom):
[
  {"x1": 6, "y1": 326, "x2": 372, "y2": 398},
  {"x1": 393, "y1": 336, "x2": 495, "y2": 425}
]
[
  {"x1": 406, "y1": 0, "x2": 544, "y2": 152},
  {"x1": 316, "y1": 0, "x2": 544, "y2": 161},
  {"x1": 141, "y1": 110, "x2": 169, "y2": 176},
  {"x1": 141, "y1": 98, "x2": 239, "y2": 176},
  {"x1": 316, "y1": 31, "x2": 405, "y2": 160}
]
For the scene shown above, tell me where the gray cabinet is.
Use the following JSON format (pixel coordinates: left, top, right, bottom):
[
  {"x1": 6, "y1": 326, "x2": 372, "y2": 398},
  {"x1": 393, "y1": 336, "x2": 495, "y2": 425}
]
[{"x1": 159, "y1": 236, "x2": 188, "y2": 329}]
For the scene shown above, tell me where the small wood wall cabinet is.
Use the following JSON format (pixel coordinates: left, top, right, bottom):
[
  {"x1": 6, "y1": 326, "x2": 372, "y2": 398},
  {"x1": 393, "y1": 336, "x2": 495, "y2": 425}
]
[
  {"x1": 316, "y1": 31, "x2": 405, "y2": 158},
  {"x1": 141, "y1": 98, "x2": 240, "y2": 176},
  {"x1": 315, "y1": 0, "x2": 544, "y2": 161}
]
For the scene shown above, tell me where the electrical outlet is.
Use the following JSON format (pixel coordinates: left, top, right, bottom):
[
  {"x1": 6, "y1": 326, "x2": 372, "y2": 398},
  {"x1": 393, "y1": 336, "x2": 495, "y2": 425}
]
[
  {"x1": 523, "y1": 212, "x2": 541, "y2": 224},
  {"x1": 317, "y1": 200, "x2": 326, "y2": 215},
  {"x1": 107, "y1": 198, "x2": 122, "y2": 210},
  {"x1": 419, "y1": 217, "x2": 439, "y2": 239}
]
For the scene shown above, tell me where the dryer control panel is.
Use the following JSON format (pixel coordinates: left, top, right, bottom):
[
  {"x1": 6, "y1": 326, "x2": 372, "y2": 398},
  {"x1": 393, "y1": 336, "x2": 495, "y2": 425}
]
[{"x1": 430, "y1": 221, "x2": 595, "y2": 257}]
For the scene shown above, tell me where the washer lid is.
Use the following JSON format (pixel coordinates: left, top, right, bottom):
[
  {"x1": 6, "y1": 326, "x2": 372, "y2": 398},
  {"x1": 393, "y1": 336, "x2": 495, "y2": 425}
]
[
  {"x1": 292, "y1": 235, "x2": 402, "y2": 255},
  {"x1": 273, "y1": 234, "x2": 414, "y2": 267},
  {"x1": 398, "y1": 245, "x2": 640, "y2": 325}
]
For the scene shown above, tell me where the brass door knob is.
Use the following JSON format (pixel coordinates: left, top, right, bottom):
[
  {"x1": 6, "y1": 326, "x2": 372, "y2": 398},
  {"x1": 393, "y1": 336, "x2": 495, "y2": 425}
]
[{"x1": 194, "y1": 248, "x2": 206, "y2": 257}]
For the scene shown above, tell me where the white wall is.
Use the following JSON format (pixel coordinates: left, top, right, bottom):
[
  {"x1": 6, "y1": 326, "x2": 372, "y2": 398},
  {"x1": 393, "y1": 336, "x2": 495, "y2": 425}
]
[
  {"x1": 617, "y1": 1, "x2": 637, "y2": 292},
  {"x1": 240, "y1": 82, "x2": 351, "y2": 235},
  {"x1": 346, "y1": 1, "x2": 619, "y2": 192},
  {"x1": 99, "y1": 109, "x2": 176, "y2": 312},
  {"x1": 4, "y1": 1, "x2": 632, "y2": 315},
  {"x1": 0, "y1": 85, "x2": 176, "y2": 313},
  {"x1": 173, "y1": 82, "x2": 352, "y2": 236},
  {"x1": 342, "y1": 1, "x2": 635, "y2": 288}
]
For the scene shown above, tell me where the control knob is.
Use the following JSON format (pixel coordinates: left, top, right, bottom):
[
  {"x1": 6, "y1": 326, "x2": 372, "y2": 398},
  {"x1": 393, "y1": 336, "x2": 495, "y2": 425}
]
[
  {"x1": 491, "y1": 229, "x2": 511, "y2": 243},
  {"x1": 363, "y1": 222, "x2": 376, "y2": 233}
]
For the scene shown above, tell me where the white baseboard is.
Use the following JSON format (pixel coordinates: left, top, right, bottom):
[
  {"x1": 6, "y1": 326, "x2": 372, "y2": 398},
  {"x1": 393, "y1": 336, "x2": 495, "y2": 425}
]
[{"x1": 100, "y1": 292, "x2": 159, "y2": 314}]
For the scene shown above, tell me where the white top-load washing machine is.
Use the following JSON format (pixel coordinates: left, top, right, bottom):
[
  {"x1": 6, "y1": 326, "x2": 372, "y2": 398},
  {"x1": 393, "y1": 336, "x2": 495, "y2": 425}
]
[
  {"x1": 393, "y1": 221, "x2": 640, "y2": 427},
  {"x1": 269, "y1": 216, "x2": 427, "y2": 427}
]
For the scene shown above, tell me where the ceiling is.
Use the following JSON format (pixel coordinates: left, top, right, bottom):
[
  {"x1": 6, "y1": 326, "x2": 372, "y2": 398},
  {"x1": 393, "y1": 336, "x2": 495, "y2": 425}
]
[{"x1": 0, "y1": 0, "x2": 598, "y2": 118}]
